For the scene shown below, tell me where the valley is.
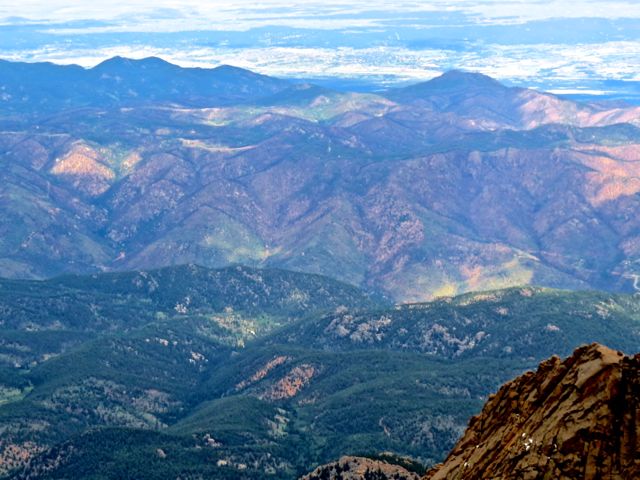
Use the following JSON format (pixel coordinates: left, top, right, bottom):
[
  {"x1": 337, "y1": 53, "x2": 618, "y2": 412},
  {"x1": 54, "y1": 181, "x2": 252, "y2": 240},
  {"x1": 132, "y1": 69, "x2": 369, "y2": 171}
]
[{"x1": 0, "y1": 267, "x2": 638, "y2": 478}]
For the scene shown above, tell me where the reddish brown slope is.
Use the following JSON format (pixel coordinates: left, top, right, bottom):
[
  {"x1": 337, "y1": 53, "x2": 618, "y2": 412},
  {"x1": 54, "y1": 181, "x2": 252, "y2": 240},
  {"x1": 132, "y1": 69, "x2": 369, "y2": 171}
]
[{"x1": 426, "y1": 343, "x2": 640, "y2": 480}]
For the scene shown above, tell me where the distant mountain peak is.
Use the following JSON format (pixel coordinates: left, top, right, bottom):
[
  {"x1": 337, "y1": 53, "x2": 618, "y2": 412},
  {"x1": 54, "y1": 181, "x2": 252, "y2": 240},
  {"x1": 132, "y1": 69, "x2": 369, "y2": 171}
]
[
  {"x1": 423, "y1": 69, "x2": 507, "y2": 91},
  {"x1": 210, "y1": 63, "x2": 268, "y2": 78},
  {"x1": 212, "y1": 63, "x2": 249, "y2": 72},
  {"x1": 92, "y1": 55, "x2": 176, "y2": 72},
  {"x1": 385, "y1": 68, "x2": 512, "y2": 107},
  {"x1": 438, "y1": 69, "x2": 499, "y2": 81}
]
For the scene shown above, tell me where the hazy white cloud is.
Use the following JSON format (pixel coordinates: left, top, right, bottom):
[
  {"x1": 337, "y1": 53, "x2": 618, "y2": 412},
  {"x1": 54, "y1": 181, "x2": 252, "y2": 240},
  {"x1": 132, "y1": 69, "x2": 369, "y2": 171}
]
[
  {"x1": 465, "y1": 0, "x2": 640, "y2": 24},
  {"x1": 2, "y1": 1, "x2": 443, "y2": 28},
  {"x1": 458, "y1": 41, "x2": 640, "y2": 82},
  {"x1": 546, "y1": 89, "x2": 614, "y2": 95},
  {"x1": 3, "y1": 1, "x2": 640, "y2": 30}
]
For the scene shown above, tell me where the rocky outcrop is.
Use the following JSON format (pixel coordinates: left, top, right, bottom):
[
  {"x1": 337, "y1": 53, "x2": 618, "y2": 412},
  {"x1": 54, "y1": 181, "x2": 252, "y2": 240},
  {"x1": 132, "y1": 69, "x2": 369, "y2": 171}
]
[
  {"x1": 426, "y1": 343, "x2": 639, "y2": 480},
  {"x1": 301, "y1": 456, "x2": 420, "y2": 480},
  {"x1": 312, "y1": 344, "x2": 640, "y2": 480}
]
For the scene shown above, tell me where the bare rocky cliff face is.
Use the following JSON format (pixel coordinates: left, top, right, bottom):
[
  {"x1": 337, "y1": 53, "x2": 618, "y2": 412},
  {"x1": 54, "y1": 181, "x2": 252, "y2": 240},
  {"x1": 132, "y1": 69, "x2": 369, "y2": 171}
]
[
  {"x1": 302, "y1": 344, "x2": 639, "y2": 480},
  {"x1": 426, "y1": 343, "x2": 639, "y2": 480}
]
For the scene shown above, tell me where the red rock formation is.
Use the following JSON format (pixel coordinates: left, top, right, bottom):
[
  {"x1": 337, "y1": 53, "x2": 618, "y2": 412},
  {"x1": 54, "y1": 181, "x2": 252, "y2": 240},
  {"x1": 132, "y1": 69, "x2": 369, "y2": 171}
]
[
  {"x1": 260, "y1": 364, "x2": 317, "y2": 400},
  {"x1": 425, "y1": 343, "x2": 639, "y2": 480}
]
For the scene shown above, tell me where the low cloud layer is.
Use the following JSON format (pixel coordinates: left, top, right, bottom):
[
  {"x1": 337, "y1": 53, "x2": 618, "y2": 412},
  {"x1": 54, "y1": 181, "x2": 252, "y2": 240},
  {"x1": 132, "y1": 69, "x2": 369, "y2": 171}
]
[{"x1": 4, "y1": 1, "x2": 640, "y2": 27}]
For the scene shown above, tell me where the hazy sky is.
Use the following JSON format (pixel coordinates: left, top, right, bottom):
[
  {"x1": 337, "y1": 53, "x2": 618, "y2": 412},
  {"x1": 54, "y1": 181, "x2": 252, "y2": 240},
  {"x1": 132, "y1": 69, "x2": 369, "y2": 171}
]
[
  {"x1": 4, "y1": 1, "x2": 640, "y2": 27},
  {"x1": 1, "y1": 1, "x2": 640, "y2": 91}
]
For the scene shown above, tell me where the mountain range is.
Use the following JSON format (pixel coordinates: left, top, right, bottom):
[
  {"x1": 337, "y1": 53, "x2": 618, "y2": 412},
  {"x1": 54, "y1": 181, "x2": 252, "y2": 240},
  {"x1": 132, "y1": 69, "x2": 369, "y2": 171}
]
[
  {"x1": 2, "y1": 56, "x2": 640, "y2": 478},
  {"x1": 2, "y1": 57, "x2": 640, "y2": 301}
]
